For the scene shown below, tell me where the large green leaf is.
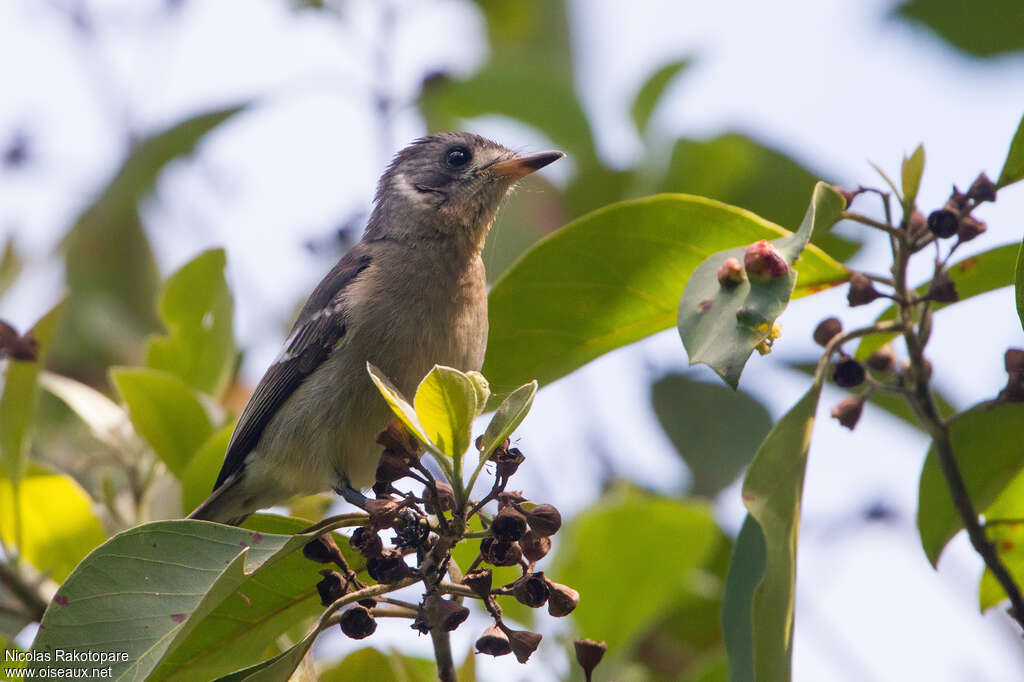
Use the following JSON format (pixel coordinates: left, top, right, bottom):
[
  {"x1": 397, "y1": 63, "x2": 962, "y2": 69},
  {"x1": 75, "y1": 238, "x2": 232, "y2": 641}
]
[
  {"x1": 552, "y1": 486, "x2": 722, "y2": 652},
  {"x1": 29, "y1": 518, "x2": 317, "y2": 680},
  {"x1": 39, "y1": 371, "x2": 134, "y2": 449},
  {"x1": 181, "y1": 422, "x2": 235, "y2": 514},
  {"x1": 657, "y1": 134, "x2": 859, "y2": 262},
  {"x1": 735, "y1": 379, "x2": 824, "y2": 682},
  {"x1": 319, "y1": 648, "x2": 437, "y2": 682},
  {"x1": 721, "y1": 515, "x2": 767, "y2": 682},
  {"x1": 56, "y1": 105, "x2": 245, "y2": 378},
  {"x1": 111, "y1": 367, "x2": 214, "y2": 478},
  {"x1": 152, "y1": 516, "x2": 365, "y2": 681},
  {"x1": 413, "y1": 365, "x2": 477, "y2": 459},
  {"x1": 651, "y1": 373, "x2": 772, "y2": 497},
  {"x1": 856, "y1": 243, "x2": 1021, "y2": 361},
  {"x1": 977, "y1": 469, "x2": 1024, "y2": 610},
  {"x1": 893, "y1": 0, "x2": 1024, "y2": 57},
  {"x1": 483, "y1": 194, "x2": 848, "y2": 395},
  {"x1": 917, "y1": 401, "x2": 1024, "y2": 566},
  {"x1": 0, "y1": 465, "x2": 105, "y2": 582},
  {"x1": 678, "y1": 183, "x2": 846, "y2": 388},
  {"x1": 146, "y1": 248, "x2": 236, "y2": 397},
  {"x1": 631, "y1": 59, "x2": 692, "y2": 136},
  {"x1": 999, "y1": 113, "x2": 1024, "y2": 189}
]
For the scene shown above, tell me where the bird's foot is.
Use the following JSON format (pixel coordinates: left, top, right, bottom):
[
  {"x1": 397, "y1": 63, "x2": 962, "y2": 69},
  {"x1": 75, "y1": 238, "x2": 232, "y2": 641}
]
[{"x1": 334, "y1": 484, "x2": 369, "y2": 510}]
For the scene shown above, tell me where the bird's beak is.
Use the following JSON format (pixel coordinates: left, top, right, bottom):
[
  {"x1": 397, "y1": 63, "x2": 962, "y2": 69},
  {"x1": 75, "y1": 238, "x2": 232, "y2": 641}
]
[{"x1": 489, "y1": 150, "x2": 565, "y2": 180}]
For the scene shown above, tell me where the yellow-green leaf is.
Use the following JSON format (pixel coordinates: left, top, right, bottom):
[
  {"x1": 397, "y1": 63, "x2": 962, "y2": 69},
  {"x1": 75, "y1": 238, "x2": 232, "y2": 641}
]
[
  {"x1": 413, "y1": 366, "x2": 477, "y2": 459},
  {"x1": 901, "y1": 143, "x2": 925, "y2": 209},
  {"x1": 478, "y1": 381, "x2": 536, "y2": 463},
  {"x1": 998, "y1": 112, "x2": 1024, "y2": 188},
  {"x1": 366, "y1": 362, "x2": 433, "y2": 453}
]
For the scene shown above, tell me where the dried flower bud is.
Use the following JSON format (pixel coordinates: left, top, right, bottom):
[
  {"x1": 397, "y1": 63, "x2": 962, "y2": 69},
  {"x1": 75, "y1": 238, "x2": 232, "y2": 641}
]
[
  {"x1": 317, "y1": 570, "x2": 345, "y2": 606},
  {"x1": 339, "y1": 605, "x2": 376, "y2": 639},
  {"x1": 847, "y1": 273, "x2": 880, "y2": 306},
  {"x1": 303, "y1": 534, "x2": 343, "y2": 565},
  {"x1": 366, "y1": 498, "x2": 401, "y2": 529},
  {"x1": 574, "y1": 638, "x2": 607, "y2": 682},
  {"x1": 424, "y1": 481, "x2": 456, "y2": 515},
  {"x1": 521, "y1": 504, "x2": 562, "y2": 537},
  {"x1": 1005, "y1": 349, "x2": 1024, "y2": 373},
  {"x1": 519, "y1": 530, "x2": 551, "y2": 562},
  {"x1": 375, "y1": 450, "x2": 413, "y2": 484},
  {"x1": 743, "y1": 240, "x2": 790, "y2": 280},
  {"x1": 480, "y1": 537, "x2": 522, "y2": 567},
  {"x1": 831, "y1": 396, "x2": 865, "y2": 430},
  {"x1": 928, "y1": 270, "x2": 959, "y2": 303},
  {"x1": 436, "y1": 598, "x2": 470, "y2": 632},
  {"x1": 546, "y1": 579, "x2": 579, "y2": 617},
  {"x1": 907, "y1": 210, "x2": 927, "y2": 237},
  {"x1": 476, "y1": 625, "x2": 512, "y2": 656},
  {"x1": 512, "y1": 572, "x2": 549, "y2": 608},
  {"x1": 375, "y1": 418, "x2": 421, "y2": 456},
  {"x1": 832, "y1": 358, "x2": 866, "y2": 388},
  {"x1": 813, "y1": 317, "x2": 843, "y2": 347},
  {"x1": 506, "y1": 628, "x2": 543, "y2": 664},
  {"x1": 957, "y1": 216, "x2": 987, "y2": 242},
  {"x1": 866, "y1": 344, "x2": 895, "y2": 372},
  {"x1": 366, "y1": 549, "x2": 414, "y2": 583},
  {"x1": 949, "y1": 186, "x2": 970, "y2": 211},
  {"x1": 717, "y1": 257, "x2": 746, "y2": 288},
  {"x1": 358, "y1": 598, "x2": 377, "y2": 609},
  {"x1": 491, "y1": 507, "x2": 528, "y2": 542},
  {"x1": 493, "y1": 446, "x2": 526, "y2": 478},
  {"x1": 350, "y1": 526, "x2": 383, "y2": 558},
  {"x1": 497, "y1": 491, "x2": 526, "y2": 509},
  {"x1": 462, "y1": 568, "x2": 493, "y2": 598},
  {"x1": 967, "y1": 172, "x2": 997, "y2": 203},
  {"x1": 927, "y1": 208, "x2": 959, "y2": 238}
]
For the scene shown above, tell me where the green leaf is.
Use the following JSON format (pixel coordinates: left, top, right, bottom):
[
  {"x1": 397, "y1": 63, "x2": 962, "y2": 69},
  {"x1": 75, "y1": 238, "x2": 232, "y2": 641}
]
[
  {"x1": 657, "y1": 134, "x2": 860, "y2": 262},
  {"x1": 478, "y1": 381, "x2": 537, "y2": 462},
  {"x1": 917, "y1": 401, "x2": 1024, "y2": 565},
  {"x1": 552, "y1": 486, "x2": 722, "y2": 652},
  {"x1": 901, "y1": 144, "x2": 925, "y2": 209},
  {"x1": 39, "y1": 371, "x2": 134, "y2": 449},
  {"x1": 856, "y1": 243, "x2": 1021, "y2": 361},
  {"x1": 651, "y1": 373, "x2": 772, "y2": 496},
  {"x1": 678, "y1": 182, "x2": 846, "y2": 388},
  {"x1": 977, "y1": 469, "x2": 1024, "y2": 610},
  {"x1": 894, "y1": 0, "x2": 1024, "y2": 58},
  {"x1": 111, "y1": 367, "x2": 214, "y2": 478},
  {"x1": 0, "y1": 235, "x2": 22, "y2": 300},
  {"x1": 739, "y1": 379, "x2": 824, "y2": 682},
  {"x1": 153, "y1": 515, "x2": 365, "y2": 681},
  {"x1": 721, "y1": 515, "x2": 767, "y2": 682},
  {"x1": 484, "y1": 194, "x2": 848, "y2": 395},
  {"x1": 999, "y1": 113, "x2": 1024, "y2": 189},
  {"x1": 56, "y1": 105, "x2": 245, "y2": 377},
  {"x1": 631, "y1": 59, "x2": 692, "y2": 135},
  {"x1": 211, "y1": 623, "x2": 319, "y2": 682},
  {"x1": 30, "y1": 518, "x2": 316, "y2": 681},
  {"x1": 181, "y1": 422, "x2": 235, "y2": 514},
  {"x1": 146, "y1": 248, "x2": 236, "y2": 397},
  {"x1": 366, "y1": 362, "x2": 436, "y2": 456},
  {"x1": 1015, "y1": 239, "x2": 1024, "y2": 331},
  {"x1": 0, "y1": 465, "x2": 105, "y2": 582},
  {"x1": 413, "y1": 365, "x2": 477, "y2": 459},
  {"x1": 319, "y1": 648, "x2": 437, "y2": 682}
]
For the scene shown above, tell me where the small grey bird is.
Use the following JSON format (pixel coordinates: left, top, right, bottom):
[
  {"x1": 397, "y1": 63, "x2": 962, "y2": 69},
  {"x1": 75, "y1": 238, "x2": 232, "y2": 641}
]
[{"x1": 189, "y1": 132, "x2": 563, "y2": 525}]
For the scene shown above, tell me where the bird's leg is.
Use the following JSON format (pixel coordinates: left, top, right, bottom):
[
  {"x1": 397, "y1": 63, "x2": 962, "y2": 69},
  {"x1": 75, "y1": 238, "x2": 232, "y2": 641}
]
[{"x1": 334, "y1": 483, "x2": 370, "y2": 510}]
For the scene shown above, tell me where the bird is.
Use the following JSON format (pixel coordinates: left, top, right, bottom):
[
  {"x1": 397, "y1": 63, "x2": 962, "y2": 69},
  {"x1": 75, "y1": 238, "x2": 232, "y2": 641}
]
[{"x1": 188, "y1": 132, "x2": 564, "y2": 525}]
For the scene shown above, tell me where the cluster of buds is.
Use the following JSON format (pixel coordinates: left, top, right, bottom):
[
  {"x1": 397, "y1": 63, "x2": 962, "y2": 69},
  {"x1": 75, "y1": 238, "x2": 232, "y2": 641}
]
[
  {"x1": 716, "y1": 240, "x2": 791, "y2": 291},
  {"x1": 925, "y1": 173, "x2": 995, "y2": 242},
  {"x1": 299, "y1": 419, "x2": 595, "y2": 674}
]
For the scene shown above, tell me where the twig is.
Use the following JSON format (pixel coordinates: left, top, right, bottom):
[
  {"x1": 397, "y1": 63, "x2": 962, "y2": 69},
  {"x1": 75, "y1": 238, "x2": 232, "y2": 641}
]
[
  {"x1": 841, "y1": 211, "x2": 903, "y2": 238},
  {"x1": 0, "y1": 561, "x2": 48, "y2": 622}
]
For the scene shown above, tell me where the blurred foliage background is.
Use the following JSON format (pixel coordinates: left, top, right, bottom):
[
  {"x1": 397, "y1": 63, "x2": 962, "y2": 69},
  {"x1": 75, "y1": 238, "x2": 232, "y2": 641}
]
[{"x1": 2, "y1": 0, "x2": 1024, "y2": 680}]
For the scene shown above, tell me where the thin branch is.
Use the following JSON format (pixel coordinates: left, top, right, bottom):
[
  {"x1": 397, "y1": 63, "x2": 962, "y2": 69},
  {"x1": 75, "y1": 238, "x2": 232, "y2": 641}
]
[
  {"x1": 0, "y1": 562, "x2": 48, "y2": 622},
  {"x1": 841, "y1": 211, "x2": 903, "y2": 238}
]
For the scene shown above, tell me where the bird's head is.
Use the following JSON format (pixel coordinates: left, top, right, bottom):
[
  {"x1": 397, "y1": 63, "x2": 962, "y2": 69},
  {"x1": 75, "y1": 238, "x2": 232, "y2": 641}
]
[{"x1": 367, "y1": 132, "x2": 563, "y2": 249}]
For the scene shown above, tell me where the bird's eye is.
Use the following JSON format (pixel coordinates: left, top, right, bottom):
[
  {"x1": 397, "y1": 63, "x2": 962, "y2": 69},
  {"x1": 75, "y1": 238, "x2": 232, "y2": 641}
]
[{"x1": 445, "y1": 146, "x2": 471, "y2": 169}]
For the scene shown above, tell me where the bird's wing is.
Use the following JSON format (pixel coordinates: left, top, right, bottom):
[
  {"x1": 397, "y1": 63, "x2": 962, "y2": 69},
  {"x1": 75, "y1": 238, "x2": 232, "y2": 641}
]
[{"x1": 212, "y1": 245, "x2": 374, "y2": 490}]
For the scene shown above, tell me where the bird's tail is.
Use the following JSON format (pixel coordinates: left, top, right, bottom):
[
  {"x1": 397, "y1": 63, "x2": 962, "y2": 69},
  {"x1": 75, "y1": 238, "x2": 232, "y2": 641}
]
[{"x1": 187, "y1": 477, "x2": 252, "y2": 527}]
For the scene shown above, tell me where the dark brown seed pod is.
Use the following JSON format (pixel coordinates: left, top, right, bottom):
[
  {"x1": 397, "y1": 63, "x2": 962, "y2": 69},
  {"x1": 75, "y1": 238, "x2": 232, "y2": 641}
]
[
  {"x1": 506, "y1": 628, "x2": 543, "y2": 664},
  {"x1": 546, "y1": 579, "x2": 579, "y2": 617},
  {"x1": 366, "y1": 498, "x2": 401, "y2": 530},
  {"x1": 494, "y1": 446, "x2": 526, "y2": 478},
  {"x1": 317, "y1": 570, "x2": 345, "y2": 607},
  {"x1": 813, "y1": 317, "x2": 843, "y2": 347},
  {"x1": 957, "y1": 216, "x2": 987, "y2": 242},
  {"x1": 831, "y1": 396, "x2": 865, "y2": 430},
  {"x1": 463, "y1": 568, "x2": 493, "y2": 598},
  {"x1": 927, "y1": 208, "x2": 959, "y2": 238},
  {"x1": 375, "y1": 417, "x2": 421, "y2": 457},
  {"x1": 847, "y1": 273, "x2": 880, "y2": 307},
  {"x1": 476, "y1": 625, "x2": 512, "y2": 656},
  {"x1": 423, "y1": 481, "x2": 456, "y2": 515},
  {"x1": 375, "y1": 450, "x2": 413, "y2": 484},
  {"x1": 339, "y1": 605, "x2": 376, "y2": 639},
  {"x1": 574, "y1": 638, "x2": 607, "y2": 682},
  {"x1": 866, "y1": 344, "x2": 895, "y2": 373},
  {"x1": 928, "y1": 270, "x2": 959, "y2": 303},
  {"x1": 303, "y1": 534, "x2": 343, "y2": 565},
  {"x1": 1005, "y1": 349, "x2": 1024, "y2": 373},
  {"x1": 480, "y1": 537, "x2": 522, "y2": 567},
  {"x1": 519, "y1": 530, "x2": 551, "y2": 563},
  {"x1": 491, "y1": 507, "x2": 527, "y2": 542},
  {"x1": 967, "y1": 172, "x2": 997, "y2": 203},
  {"x1": 436, "y1": 598, "x2": 471, "y2": 632},
  {"x1": 366, "y1": 550, "x2": 414, "y2": 583},
  {"x1": 497, "y1": 491, "x2": 526, "y2": 509},
  {"x1": 521, "y1": 504, "x2": 562, "y2": 537},
  {"x1": 0, "y1": 321, "x2": 38, "y2": 362},
  {"x1": 349, "y1": 526, "x2": 383, "y2": 558},
  {"x1": 832, "y1": 358, "x2": 866, "y2": 388},
  {"x1": 512, "y1": 572, "x2": 549, "y2": 608}
]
